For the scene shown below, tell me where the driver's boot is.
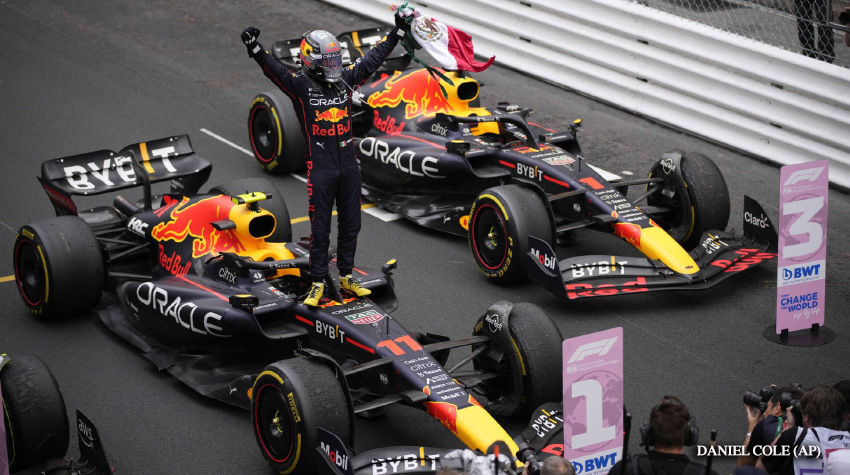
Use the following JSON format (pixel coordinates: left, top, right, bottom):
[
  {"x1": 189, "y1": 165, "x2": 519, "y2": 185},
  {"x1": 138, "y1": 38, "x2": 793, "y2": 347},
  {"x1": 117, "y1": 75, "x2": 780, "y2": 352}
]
[
  {"x1": 340, "y1": 275, "x2": 371, "y2": 297},
  {"x1": 304, "y1": 282, "x2": 325, "y2": 306}
]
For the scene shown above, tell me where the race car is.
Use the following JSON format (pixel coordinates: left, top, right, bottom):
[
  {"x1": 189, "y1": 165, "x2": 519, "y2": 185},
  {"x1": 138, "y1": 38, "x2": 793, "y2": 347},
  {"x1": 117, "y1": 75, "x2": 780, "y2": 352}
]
[
  {"x1": 247, "y1": 26, "x2": 778, "y2": 299},
  {"x1": 12, "y1": 135, "x2": 565, "y2": 474}
]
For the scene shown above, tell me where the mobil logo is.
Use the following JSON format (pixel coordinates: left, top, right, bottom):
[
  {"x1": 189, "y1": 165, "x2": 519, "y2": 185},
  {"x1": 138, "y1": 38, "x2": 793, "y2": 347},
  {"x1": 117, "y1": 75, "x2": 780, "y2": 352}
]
[
  {"x1": 367, "y1": 69, "x2": 454, "y2": 120},
  {"x1": 531, "y1": 246, "x2": 557, "y2": 270},
  {"x1": 150, "y1": 195, "x2": 246, "y2": 258}
]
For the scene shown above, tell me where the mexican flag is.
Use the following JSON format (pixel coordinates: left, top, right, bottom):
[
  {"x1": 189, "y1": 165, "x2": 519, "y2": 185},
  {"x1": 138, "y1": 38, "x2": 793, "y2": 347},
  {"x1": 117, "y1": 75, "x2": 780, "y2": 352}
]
[{"x1": 409, "y1": 16, "x2": 495, "y2": 73}]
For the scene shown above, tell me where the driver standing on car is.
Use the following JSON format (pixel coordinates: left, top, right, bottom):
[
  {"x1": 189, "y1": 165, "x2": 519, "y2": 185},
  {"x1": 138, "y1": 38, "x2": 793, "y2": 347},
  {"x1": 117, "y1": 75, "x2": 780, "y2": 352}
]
[{"x1": 241, "y1": 13, "x2": 408, "y2": 306}]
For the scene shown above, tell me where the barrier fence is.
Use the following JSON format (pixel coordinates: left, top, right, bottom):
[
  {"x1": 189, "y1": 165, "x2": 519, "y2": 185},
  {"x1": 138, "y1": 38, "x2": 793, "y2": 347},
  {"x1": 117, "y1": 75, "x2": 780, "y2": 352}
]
[{"x1": 320, "y1": 0, "x2": 850, "y2": 190}]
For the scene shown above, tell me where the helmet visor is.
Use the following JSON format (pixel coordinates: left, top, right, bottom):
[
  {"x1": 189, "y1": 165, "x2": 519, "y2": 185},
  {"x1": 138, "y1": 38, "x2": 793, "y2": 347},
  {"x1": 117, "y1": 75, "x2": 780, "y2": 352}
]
[{"x1": 319, "y1": 52, "x2": 342, "y2": 82}]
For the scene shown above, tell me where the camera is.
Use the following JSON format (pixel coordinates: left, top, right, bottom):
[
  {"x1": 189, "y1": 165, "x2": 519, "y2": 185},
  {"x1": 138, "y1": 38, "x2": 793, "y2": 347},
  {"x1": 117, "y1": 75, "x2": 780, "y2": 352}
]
[
  {"x1": 839, "y1": 11, "x2": 850, "y2": 25},
  {"x1": 743, "y1": 386, "x2": 775, "y2": 412}
]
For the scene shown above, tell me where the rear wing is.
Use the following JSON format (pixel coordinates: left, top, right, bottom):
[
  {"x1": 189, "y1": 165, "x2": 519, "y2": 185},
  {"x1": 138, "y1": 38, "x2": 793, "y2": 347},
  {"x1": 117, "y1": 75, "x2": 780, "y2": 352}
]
[
  {"x1": 38, "y1": 134, "x2": 211, "y2": 215},
  {"x1": 271, "y1": 26, "x2": 410, "y2": 72}
]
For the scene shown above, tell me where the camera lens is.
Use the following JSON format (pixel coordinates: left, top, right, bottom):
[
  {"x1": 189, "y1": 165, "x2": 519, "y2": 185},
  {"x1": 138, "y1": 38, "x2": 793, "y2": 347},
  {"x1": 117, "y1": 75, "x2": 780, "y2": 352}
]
[
  {"x1": 744, "y1": 391, "x2": 763, "y2": 409},
  {"x1": 840, "y1": 11, "x2": 850, "y2": 25}
]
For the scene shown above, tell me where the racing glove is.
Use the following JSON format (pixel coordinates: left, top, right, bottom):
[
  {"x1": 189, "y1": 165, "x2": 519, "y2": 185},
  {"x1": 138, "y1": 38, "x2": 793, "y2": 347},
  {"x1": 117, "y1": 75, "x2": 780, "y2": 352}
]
[{"x1": 241, "y1": 26, "x2": 262, "y2": 58}]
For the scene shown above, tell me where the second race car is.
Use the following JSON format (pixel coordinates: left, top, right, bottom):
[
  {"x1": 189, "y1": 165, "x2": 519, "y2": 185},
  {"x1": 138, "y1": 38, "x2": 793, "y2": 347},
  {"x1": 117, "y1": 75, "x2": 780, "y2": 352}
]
[
  {"x1": 12, "y1": 135, "x2": 565, "y2": 474},
  {"x1": 247, "y1": 26, "x2": 778, "y2": 300}
]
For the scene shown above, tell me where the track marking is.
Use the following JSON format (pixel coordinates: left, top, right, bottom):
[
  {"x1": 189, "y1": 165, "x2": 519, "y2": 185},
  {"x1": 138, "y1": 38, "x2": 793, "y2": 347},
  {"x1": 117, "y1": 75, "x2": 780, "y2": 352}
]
[
  {"x1": 200, "y1": 128, "x2": 400, "y2": 222},
  {"x1": 0, "y1": 275, "x2": 14, "y2": 283}
]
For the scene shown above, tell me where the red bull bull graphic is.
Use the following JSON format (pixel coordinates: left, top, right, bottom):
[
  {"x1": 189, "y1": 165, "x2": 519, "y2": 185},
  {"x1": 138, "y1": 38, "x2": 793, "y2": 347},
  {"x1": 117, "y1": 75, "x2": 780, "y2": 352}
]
[
  {"x1": 424, "y1": 401, "x2": 458, "y2": 433},
  {"x1": 612, "y1": 222, "x2": 642, "y2": 247},
  {"x1": 315, "y1": 107, "x2": 348, "y2": 123},
  {"x1": 367, "y1": 69, "x2": 456, "y2": 120},
  {"x1": 151, "y1": 196, "x2": 246, "y2": 258}
]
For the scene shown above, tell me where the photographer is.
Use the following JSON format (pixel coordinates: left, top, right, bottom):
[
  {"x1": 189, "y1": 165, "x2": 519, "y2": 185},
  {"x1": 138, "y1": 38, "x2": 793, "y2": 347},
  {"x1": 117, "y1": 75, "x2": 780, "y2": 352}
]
[
  {"x1": 738, "y1": 386, "x2": 803, "y2": 468},
  {"x1": 608, "y1": 396, "x2": 718, "y2": 475},
  {"x1": 758, "y1": 385, "x2": 850, "y2": 475},
  {"x1": 837, "y1": 380, "x2": 850, "y2": 430}
]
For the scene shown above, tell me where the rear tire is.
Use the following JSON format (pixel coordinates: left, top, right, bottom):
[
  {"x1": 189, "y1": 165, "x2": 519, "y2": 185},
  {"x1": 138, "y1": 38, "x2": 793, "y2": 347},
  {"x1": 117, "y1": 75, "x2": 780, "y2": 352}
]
[
  {"x1": 248, "y1": 90, "x2": 306, "y2": 174},
  {"x1": 647, "y1": 152, "x2": 730, "y2": 251},
  {"x1": 13, "y1": 216, "x2": 104, "y2": 320},
  {"x1": 472, "y1": 303, "x2": 563, "y2": 417},
  {"x1": 468, "y1": 185, "x2": 553, "y2": 283},
  {"x1": 1, "y1": 354, "x2": 69, "y2": 472},
  {"x1": 209, "y1": 177, "x2": 292, "y2": 242},
  {"x1": 251, "y1": 358, "x2": 352, "y2": 475}
]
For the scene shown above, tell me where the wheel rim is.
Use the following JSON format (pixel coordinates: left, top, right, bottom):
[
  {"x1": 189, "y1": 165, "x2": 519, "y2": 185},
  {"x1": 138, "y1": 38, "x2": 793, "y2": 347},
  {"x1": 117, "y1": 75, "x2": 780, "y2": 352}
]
[
  {"x1": 250, "y1": 105, "x2": 278, "y2": 163},
  {"x1": 471, "y1": 204, "x2": 508, "y2": 270},
  {"x1": 471, "y1": 342, "x2": 511, "y2": 403},
  {"x1": 254, "y1": 384, "x2": 295, "y2": 463},
  {"x1": 14, "y1": 240, "x2": 45, "y2": 306},
  {"x1": 646, "y1": 173, "x2": 690, "y2": 240}
]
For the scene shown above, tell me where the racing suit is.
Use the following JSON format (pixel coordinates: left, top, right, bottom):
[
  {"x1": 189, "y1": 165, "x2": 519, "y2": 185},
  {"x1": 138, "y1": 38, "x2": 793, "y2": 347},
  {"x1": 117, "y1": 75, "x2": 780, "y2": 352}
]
[{"x1": 251, "y1": 28, "x2": 403, "y2": 281}]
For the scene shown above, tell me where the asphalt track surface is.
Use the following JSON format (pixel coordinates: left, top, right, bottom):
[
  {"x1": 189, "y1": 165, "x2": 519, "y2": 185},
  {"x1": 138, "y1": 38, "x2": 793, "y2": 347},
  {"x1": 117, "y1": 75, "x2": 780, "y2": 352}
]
[{"x1": 0, "y1": 2, "x2": 847, "y2": 474}]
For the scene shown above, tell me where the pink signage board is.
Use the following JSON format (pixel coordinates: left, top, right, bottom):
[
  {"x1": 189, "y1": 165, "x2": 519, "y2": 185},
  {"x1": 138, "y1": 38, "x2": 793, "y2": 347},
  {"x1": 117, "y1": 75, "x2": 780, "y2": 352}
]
[
  {"x1": 562, "y1": 327, "x2": 624, "y2": 475},
  {"x1": 777, "y1": 161, "x2": 828, "y2": 333}
]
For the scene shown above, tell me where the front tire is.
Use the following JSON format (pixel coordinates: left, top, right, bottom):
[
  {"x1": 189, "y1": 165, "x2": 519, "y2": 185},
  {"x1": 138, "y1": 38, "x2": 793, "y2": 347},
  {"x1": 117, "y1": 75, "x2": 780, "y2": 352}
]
[
  {"x1": 471, "y1": 303, "x2": 563, "y2": 417},
  {"x1": 13, "y1": 216, "x2": 104, "y2": 320},
  {"x1": 251, "y1": 358, "x2": 352, "y2": 475},
  {"x1": 646, "y1": 151, "x2": 730, "y2": 251},
  {"x1": 1, "y1": 354, "x2": 70, "y2": 472},
  {"x1": 209, "y1": 177, "x2": 292, "y2": 242},
  {"x1": 248, "y1": 90, "x2": 306, "y2": 174},
  {"x1": 468, "y1": 185, "x2": 553, "y2": 283}
]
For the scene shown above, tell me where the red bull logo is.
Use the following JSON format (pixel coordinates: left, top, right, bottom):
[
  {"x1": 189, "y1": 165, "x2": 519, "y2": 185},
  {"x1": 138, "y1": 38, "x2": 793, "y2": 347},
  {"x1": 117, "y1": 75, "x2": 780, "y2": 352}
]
[
  {"x1": 315, "y1": 107, "x2": 348, "y2": 123},
  {"x1": 367, "y1": 69, "x2": 455, "y2": 120},
  {"x1": 150, "y1": 196, "x2": 246, "y2": 258},
  {"x1": 613, "y1": 222, "x2": 642, "y2": 248},
  {"x1": 424, "y1": 401, "x2": 458, "y2": 433}
]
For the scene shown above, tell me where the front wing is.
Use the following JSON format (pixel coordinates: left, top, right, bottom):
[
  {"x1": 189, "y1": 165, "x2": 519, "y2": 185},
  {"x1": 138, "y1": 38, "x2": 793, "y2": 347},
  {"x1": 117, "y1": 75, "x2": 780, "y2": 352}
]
[{"x1": 528, "y1": 196, "x2": 778, "y2": 300}]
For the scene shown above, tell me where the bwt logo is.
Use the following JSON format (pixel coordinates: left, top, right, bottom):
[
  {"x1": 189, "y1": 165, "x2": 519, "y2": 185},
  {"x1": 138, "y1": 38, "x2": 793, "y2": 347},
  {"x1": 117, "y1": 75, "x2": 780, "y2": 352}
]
[
  {"x1": 783, "y1": 263, "x2": 821, "y2": 281},
  {"x1": 784, "y1": 167, "x2": 824, "y2": 186},
  {"x1": 567, "y1": 337, "x2": 618, "y2": 363}
]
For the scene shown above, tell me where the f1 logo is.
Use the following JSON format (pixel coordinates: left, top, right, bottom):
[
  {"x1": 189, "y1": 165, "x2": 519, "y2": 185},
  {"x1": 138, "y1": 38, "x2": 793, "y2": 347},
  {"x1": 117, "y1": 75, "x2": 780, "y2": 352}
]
[
  {"x1": 567, "y1": 337, "x2": 618, "y2": 363},
  {"x1": 784, "y1": 167, "x2": 824, "y2": 186}
]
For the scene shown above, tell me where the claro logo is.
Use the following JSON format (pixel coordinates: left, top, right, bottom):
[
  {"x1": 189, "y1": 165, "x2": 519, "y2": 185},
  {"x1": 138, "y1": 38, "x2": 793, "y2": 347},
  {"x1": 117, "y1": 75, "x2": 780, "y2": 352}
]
[
  {"x1": 744, "y1": 211, "x2": 771, "y2": 229},
  {"x1": 567, "y1": 337, "x2": 618, "y2": 363}
]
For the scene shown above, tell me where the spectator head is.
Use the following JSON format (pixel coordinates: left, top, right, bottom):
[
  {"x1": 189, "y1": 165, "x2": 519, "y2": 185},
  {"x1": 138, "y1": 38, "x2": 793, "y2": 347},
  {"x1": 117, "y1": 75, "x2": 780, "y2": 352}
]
[
  {"x1": 800, "y1": 385, "x2": 845, "y2": 429},
  {"x1": 833, "y1": 380, "x2": 850, "y2": 420},
  {"x1": 541, "y1": 456, "x2": 577, "y2": 475},
  {"x1": 767, "y1": 385, "x2": 804, "y2": 418},
  {"x1": 648, "y1": 395, "x2": 692, "y2": 450}
]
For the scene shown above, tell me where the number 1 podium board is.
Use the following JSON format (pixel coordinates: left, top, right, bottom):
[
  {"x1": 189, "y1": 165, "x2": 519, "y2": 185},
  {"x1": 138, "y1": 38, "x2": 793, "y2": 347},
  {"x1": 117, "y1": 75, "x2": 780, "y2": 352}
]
[{"x1": 562, "y1": 327, "x2": 624, "y2": 475}]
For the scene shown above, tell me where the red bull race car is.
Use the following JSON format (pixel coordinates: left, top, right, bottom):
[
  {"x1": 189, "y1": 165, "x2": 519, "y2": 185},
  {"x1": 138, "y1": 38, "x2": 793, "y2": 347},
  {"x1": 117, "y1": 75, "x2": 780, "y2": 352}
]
[
  {"x1": 248, "y1": 26, "x2": 778, "y2": 300},
  {"x1": 12, "y1": 135, "x2": 566, "y2": 474}
]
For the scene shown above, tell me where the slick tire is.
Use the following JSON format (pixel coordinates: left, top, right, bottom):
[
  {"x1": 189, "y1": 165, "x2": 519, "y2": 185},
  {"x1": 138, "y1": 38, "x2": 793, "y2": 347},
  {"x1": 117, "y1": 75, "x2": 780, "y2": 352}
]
[
  {"x1": 472, "y1": 303, "x2": 563, "y2": 418},
  {"x1": 13, "y1": 216, "x2": 104, "y2": 320},
  {"x1": 468, "y1": 185, "x2": 553, "y2": 283},
  {"x1": 647, "y1": 152, "x2": 730, "y2": 251},
  {"x1": 248, "y1": 90, "x2": 306, "y2": 174},
  {"x1": 1, "y1": 354, "x2": 70, "y2": 472},
  {"x1": 251, "y1": 358, "x2": 352, "y2": 475},
  {"x1": 209, "y1": 177, "x2": 292, "y2": 242}
]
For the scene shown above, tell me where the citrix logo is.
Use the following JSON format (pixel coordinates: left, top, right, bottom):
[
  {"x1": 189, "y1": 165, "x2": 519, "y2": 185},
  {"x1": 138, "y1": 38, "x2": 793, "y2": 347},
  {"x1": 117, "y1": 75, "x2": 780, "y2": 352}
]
[
  {"x1": 784, "y1": 167, "x2": 824, "y2": 186},
  {"x1": 567, "y1": 337, "x2": 618, "y2": 363}
]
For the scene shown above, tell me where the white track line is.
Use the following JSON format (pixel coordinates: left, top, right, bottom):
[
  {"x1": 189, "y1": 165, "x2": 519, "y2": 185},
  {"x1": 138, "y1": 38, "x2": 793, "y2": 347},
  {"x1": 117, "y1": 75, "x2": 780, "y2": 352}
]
[{"x1": 200, "y1": 128, "x2": 400, "y2": 222}]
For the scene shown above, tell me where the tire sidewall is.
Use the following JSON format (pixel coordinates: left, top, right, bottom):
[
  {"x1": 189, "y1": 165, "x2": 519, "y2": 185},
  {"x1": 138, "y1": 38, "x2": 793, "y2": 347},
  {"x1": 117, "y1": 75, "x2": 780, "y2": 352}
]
[
  {"x1": 248, "y1": 91, "x2": 306, "y2": 174},
  {"x1": 13, "y1": 217, "x2": 104, "y2": 320},
  {"x1": 468, "y1": 185, "x2": 552, "y2": 283}
]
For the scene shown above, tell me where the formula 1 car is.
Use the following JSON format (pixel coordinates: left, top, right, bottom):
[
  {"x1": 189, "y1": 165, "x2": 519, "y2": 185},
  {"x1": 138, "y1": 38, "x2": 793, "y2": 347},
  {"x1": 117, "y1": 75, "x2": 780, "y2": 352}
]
[
  {"x1": 12, "y1": 135, "x2": 564, "y2": 474},
  {"x1": 247, "y1": 26, "x2": 778, "y2": 299}
]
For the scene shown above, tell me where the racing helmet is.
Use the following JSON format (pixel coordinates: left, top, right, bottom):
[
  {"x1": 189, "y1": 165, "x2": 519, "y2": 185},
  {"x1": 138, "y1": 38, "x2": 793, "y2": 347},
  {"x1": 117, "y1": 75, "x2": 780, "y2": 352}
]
[{"x1": 299, "y1": 30, "x2": 343, "y2": 83}]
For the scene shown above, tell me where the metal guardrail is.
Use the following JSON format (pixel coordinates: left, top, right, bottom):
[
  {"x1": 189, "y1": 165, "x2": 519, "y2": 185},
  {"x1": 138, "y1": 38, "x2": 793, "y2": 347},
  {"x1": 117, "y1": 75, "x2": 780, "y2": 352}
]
[{"x1": 320, "y1": 0, "x2": 850, "y2": 191}]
